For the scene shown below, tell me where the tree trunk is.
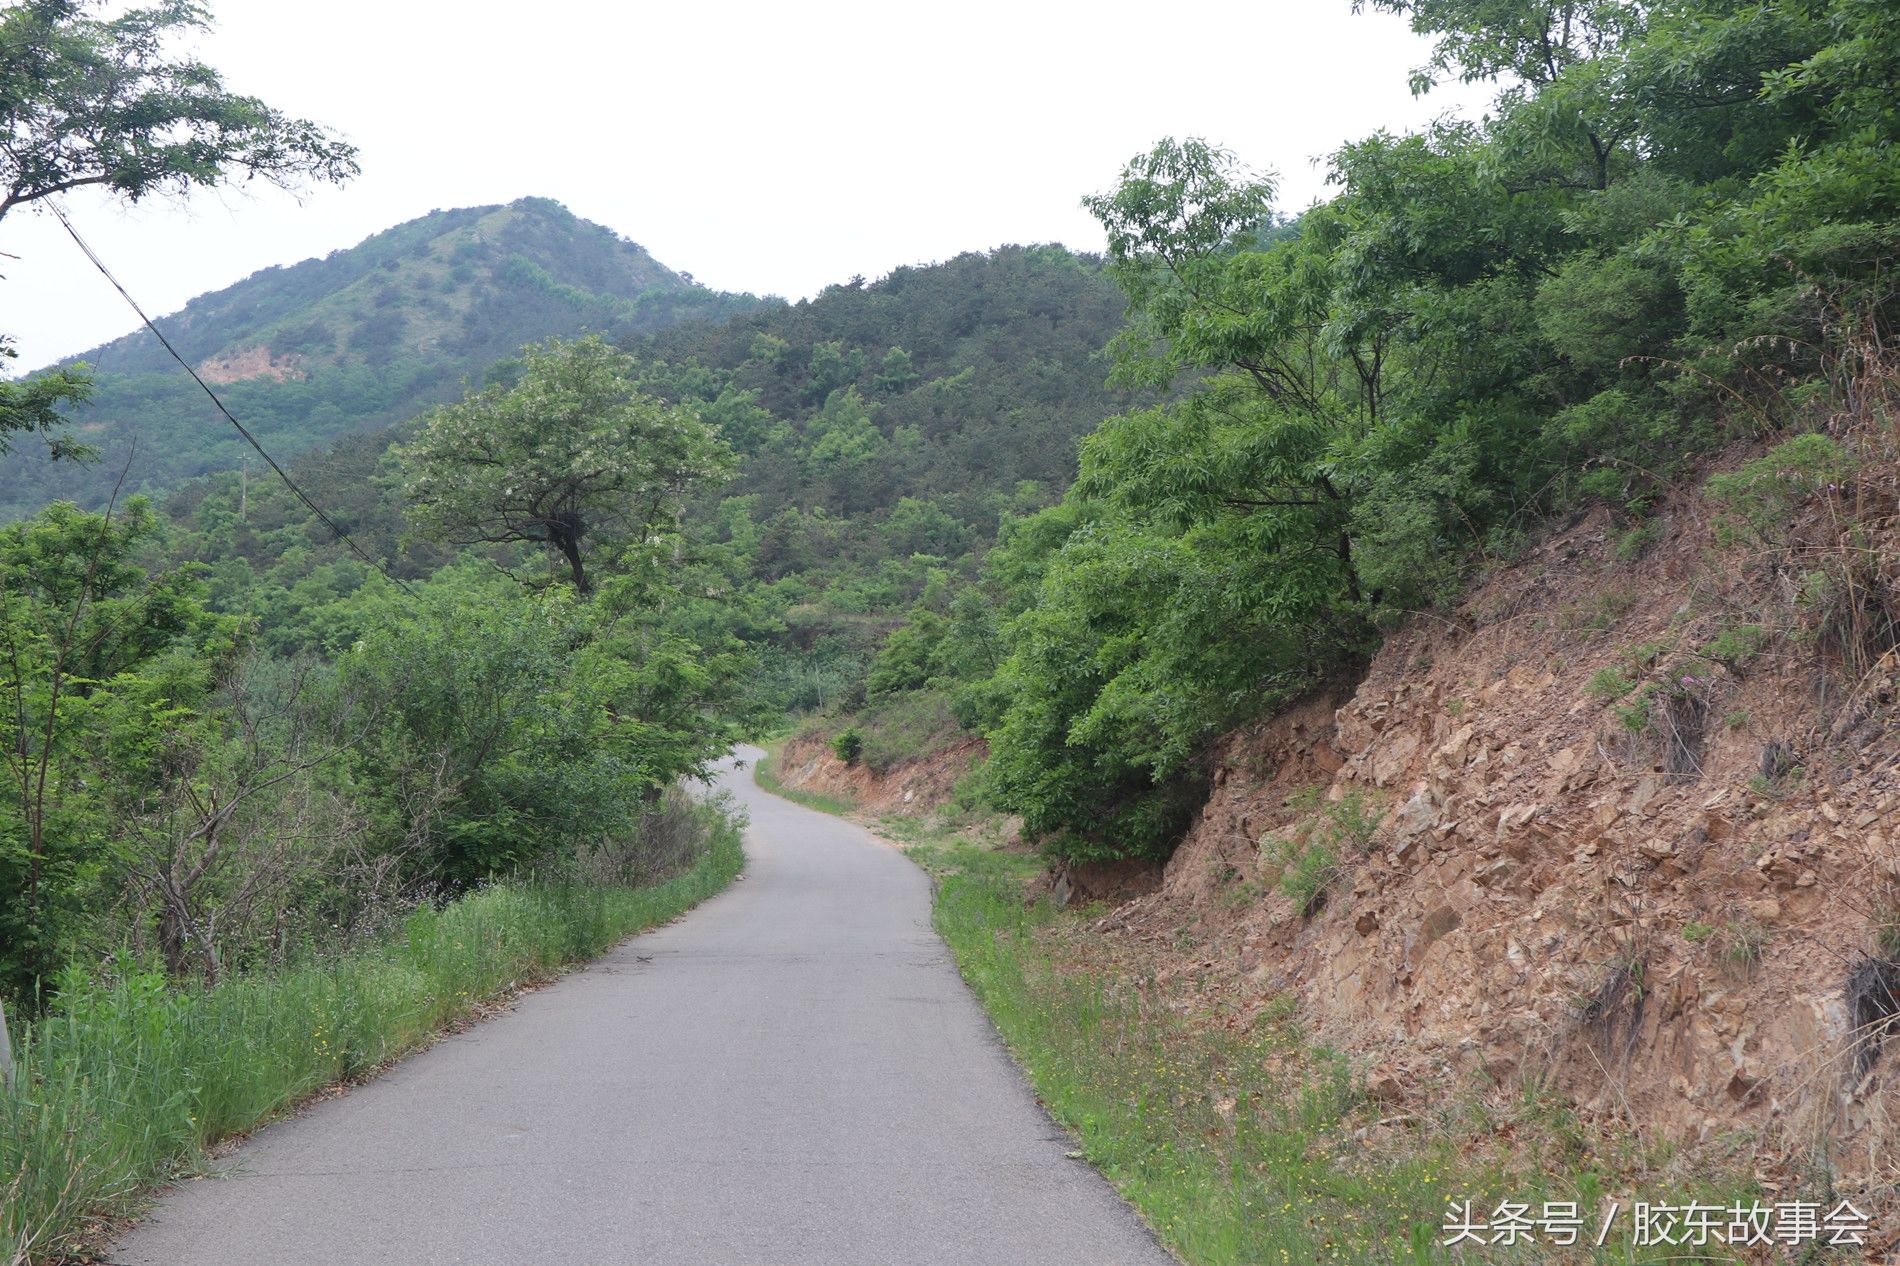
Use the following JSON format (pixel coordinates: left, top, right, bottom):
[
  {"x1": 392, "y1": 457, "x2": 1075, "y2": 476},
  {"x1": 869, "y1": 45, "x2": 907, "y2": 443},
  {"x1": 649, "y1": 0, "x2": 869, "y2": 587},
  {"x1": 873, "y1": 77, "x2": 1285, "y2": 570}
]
[
  {"x1": 549, "y1": 521, "x2": 590, "y2": 595},
  {"x1": 158, "y1": 885, "x2": 194, "y2": 980}
]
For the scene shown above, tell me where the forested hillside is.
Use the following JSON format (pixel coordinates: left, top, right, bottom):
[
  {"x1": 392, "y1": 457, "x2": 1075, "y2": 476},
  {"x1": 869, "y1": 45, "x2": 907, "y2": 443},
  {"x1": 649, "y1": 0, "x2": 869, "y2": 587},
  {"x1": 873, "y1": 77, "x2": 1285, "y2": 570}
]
[
  {"x1": 828, "y1": 0, "x2": 1900, "y2": 863},
  {"x1": 143, "y1": 244, "x2": 1143, "y2": 710},
  {"x1": 0, "y1": 197, "x2": 758, "y2": 518},
  {"x1": 1, "y1": 239, "x2": 1138, "y2": 1006}
]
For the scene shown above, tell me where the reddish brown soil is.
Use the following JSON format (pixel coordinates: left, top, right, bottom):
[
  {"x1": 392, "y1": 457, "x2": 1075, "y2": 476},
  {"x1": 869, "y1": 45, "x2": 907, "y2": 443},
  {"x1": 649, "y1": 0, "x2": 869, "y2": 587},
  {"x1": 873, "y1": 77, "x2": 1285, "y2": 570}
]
[{"x1": 1111, "y1": 454, "x2": 1900, "y2": 1198}]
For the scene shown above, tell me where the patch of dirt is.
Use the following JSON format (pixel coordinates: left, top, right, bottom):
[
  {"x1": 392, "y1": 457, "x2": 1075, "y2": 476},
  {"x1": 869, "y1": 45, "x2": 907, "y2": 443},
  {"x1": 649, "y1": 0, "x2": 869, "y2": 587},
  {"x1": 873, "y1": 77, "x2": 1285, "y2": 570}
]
[
  {"x1": 774, "y1": 731, "x2": 986, "y2": 817},
  {"x1": 196, "y1": 345, "x2": 307, "y2": 384}
]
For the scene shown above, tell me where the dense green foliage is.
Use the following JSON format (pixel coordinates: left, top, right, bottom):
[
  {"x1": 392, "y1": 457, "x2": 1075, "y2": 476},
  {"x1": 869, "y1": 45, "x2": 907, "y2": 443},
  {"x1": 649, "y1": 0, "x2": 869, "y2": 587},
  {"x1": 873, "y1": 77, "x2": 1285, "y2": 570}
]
[
  {"x1": 636, "y1": 245, "x2": 1135, "y2": 515},
  {"x1": 95, "y1": 244, "x2": 1139, "y2": 727},
  {"x1": 623, "y1": 245, "x2": 1145, "y2": 714},
  {"x1": 0, "y1": 332, "x2": 752, "y2": 999},
  {"x1": 0, "y1": 198, "x2": 759, "y2": 518},
  {"x1": 937, "y1": 0, "x2": 1900, "y2": 858},
  {"x1": 0, "y1": 337, "x2": 91, "y2": 462}
]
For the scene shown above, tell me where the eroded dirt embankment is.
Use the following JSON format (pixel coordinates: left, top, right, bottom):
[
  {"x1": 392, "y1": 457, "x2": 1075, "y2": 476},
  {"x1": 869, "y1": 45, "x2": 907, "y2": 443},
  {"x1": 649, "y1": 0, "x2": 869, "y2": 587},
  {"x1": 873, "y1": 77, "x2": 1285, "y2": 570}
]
[
  {"x1": 1110, "y1": 480, "x2": 1900, "y2": 1194},
  {"x1": 775, "y1": 732, "x2": 983, "y2": 815}
]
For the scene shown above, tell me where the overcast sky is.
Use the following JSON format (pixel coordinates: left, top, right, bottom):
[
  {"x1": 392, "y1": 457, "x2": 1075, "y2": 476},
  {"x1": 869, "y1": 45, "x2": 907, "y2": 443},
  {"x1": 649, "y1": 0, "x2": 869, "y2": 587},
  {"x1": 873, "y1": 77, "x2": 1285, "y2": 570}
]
[{"x1": 2, "y1": 1, "x2": 1495, "y2": 369}]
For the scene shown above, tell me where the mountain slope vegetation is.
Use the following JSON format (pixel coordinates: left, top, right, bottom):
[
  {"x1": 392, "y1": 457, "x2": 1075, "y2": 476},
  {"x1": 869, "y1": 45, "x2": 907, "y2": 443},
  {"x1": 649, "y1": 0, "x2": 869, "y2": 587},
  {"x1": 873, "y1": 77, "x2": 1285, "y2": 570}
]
[
  {"x1": 834, "y1": 0, "x2": 1900, "y2": 863},
  {"x1": 0, "y1": 197, "x2": 758, "y2": 518},
  {"x1": 139, "y1": 244, "x2": 1144, "y2": 707},
  {"x1": 1, "y1": 237, "x2": 1139, "y2": 1005}
]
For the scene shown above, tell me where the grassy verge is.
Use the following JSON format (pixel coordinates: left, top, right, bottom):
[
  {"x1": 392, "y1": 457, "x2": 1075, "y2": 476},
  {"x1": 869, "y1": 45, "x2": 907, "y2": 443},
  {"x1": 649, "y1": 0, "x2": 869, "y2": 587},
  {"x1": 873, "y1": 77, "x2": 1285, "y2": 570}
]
[
  {"x1": 0, "y1": 803, "x2": 744, "y2": 1266},
  {"x1": 903, "y1": 830, "x2": 1770, "y2": 1265},
  {"x1": 917, "y1": 836, "x2": 1455, "y2": 1264}
]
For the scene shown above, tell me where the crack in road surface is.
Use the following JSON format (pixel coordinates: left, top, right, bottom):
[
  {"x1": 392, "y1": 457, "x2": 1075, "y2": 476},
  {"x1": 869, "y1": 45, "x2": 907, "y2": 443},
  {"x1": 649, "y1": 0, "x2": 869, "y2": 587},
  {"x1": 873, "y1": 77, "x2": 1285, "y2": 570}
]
[{"x1": 108, "y1": 747, "x2": 1176, "y2": 1266}]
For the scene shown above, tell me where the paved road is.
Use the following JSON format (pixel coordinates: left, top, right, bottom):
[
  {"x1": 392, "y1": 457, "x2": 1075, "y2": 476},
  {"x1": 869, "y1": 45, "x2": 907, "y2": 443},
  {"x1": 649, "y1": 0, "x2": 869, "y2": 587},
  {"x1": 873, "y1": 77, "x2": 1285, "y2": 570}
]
[{"x1": 110, "y1": 748, "x2": 1174, "y2": 1266}]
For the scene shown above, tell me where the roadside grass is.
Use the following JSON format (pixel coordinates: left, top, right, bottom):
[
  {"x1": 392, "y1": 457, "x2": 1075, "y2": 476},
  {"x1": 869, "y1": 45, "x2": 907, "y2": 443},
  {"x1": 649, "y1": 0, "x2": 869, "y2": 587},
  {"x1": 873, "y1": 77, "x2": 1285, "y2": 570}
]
[
  {"x1": 916, "y1": 836, "x2": 1456, "y2": 1264},
  {"x1": 902, "y1": 828, "x2": 1771, "y2": 1266},
  {"x1": 0, "y1": 801, "x2": 744, "y2": 1266}
]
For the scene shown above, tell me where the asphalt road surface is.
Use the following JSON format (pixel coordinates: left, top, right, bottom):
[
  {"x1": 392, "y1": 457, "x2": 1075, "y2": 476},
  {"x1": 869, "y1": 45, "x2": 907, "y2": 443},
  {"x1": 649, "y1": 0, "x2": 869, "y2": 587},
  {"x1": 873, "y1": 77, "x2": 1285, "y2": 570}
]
[{"x1": 108, "y1": 747, "x2": 1175, "y2": 1266}]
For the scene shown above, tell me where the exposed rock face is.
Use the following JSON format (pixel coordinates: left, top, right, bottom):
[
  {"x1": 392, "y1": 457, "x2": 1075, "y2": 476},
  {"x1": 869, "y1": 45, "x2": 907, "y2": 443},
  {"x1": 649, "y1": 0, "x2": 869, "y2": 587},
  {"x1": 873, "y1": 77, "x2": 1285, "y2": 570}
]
[
  {"x1": 196, "y1": 345, "x2": 307, "y2": 384},
  {"x1": 1105, "y1": 489, "x2": 1900, "y2": 1181},
  {"x1": 1048, "y1": 858, "x2": 1164, "y2": 909},
  {"x1": 774, "y1": 732, "x2": 987, "y2": 818}
]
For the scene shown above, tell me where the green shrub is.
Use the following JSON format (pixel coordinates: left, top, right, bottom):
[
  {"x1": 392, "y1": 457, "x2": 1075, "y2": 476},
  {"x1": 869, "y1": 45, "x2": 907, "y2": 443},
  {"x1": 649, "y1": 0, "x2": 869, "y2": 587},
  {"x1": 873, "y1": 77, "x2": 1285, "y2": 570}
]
[
  {"x1": 1614, "y1": 687, "x2": 1658, "y2": 734},
  {"x1": 830, "y1": 727, "x2": 864, "y2": 764},
  {"x1": 1324, "y1": 790, "x2": 1381, "y2": 855},
  {"x1": 1588, "y1": 667, "x2": 1635, "y2": 701},
  {"x1": 1562, "y1": 589, "x2": 1638, "y2": 636},
  {"x1": 1705, "y1": 623, "x2": 1771, "y2": 671},
  {"x1": 1614, "y1": 519, "x2": 1666, "y2": 561},
  {"x1": 1705, "y1": 434, "x2": 1852, "y2": 546},
  {"x1": 1258, "y1": 788, "x2": 1381, "y2": 918},
  {"x1": 1275, "y1": 839, "x2": 1340, "y2": 917},
  {"x1": 1722, "y1": 921, "x2": 1770, "y2": 967},
  {"x1": 1535, "y1": 255, "x2": 1683, "y2": 374}
]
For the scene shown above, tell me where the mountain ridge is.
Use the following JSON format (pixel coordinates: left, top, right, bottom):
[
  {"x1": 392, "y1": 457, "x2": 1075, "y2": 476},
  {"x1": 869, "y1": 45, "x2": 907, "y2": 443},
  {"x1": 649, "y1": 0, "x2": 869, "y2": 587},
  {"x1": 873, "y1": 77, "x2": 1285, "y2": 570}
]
[
  {"x1": 2, "y1": 197, "x2": 761, "y2": 518},
  {"x1": 45, "y1": 197, "x2": 688, "y2": 377}
]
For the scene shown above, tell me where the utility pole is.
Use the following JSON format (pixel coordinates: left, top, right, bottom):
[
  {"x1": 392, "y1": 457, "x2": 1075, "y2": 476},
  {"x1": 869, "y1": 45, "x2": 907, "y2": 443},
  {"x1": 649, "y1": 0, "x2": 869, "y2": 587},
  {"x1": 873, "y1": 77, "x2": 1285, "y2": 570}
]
[{"x1": 239, "y1": 454, "x2": 249, "y2": 522}]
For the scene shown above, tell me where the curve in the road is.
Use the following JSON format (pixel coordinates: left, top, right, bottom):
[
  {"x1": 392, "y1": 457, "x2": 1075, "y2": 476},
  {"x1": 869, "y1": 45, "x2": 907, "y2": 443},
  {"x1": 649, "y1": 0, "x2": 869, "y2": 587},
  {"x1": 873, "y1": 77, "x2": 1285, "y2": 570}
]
[{"x1": 107, "y1": 747, "x2": 1176, "y2": 1266}]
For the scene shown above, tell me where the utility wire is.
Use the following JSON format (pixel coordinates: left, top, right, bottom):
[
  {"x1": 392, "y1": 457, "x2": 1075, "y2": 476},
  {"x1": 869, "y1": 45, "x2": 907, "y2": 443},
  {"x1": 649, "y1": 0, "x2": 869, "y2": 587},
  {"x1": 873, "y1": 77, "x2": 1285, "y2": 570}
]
[{"x1": 46, "y1": 199, "x2": 419, "y2": 599}]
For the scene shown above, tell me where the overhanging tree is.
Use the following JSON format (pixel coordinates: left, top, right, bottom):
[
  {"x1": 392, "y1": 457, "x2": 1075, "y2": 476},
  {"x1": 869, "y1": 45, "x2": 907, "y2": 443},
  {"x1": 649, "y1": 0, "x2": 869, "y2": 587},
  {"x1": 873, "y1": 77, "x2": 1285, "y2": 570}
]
[
  {"x1": 0, "y1": 335, "x2": 90, "y2": 459},
  {"x1": 0, "y1": 0, "x2": 358, "y2": 218},
  {"x1": 0, "y1": 0, "x2": 358, "y2": 459}
]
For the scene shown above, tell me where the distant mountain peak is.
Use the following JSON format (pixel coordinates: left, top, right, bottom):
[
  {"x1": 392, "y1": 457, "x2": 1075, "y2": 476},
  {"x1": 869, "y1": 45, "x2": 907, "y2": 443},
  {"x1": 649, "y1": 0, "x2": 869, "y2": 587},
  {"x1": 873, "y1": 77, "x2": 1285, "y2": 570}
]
[{"x1": 3, "y1": 201, "x2": 761, "y2": 517}]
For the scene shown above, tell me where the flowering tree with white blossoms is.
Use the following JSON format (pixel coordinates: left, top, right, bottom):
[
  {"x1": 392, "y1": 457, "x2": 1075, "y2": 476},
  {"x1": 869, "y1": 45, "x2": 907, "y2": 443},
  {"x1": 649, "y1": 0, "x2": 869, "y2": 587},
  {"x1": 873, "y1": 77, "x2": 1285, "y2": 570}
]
[{"x1": 397, "y1": 335, "x2": 732, "y2": 594}]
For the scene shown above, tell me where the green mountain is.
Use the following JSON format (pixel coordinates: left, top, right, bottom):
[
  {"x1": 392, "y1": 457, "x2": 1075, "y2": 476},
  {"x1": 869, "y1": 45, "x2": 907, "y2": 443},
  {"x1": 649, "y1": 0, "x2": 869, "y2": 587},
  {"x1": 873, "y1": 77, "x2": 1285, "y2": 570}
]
[
  {"x1": 639, "y1": 244, "x2": 1137, "y2": 522},
  {"x1": 1, "y1": 197, "x2": 759, "y2": 518},
  {"x1": 153, "y1": 244, "x2": 1143, "y2": 699}
]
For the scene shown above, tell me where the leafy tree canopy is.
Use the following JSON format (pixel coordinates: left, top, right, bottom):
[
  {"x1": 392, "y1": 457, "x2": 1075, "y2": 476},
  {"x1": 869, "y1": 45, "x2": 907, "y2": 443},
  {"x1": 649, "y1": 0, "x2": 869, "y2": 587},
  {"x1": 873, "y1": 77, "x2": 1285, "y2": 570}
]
[
  {"x1": 395, "y1": 335, "x2": 733, "y2": 594},
  {"x1": 0, "y1": 0, "x2": 357, "y2": 467},
  {"x1": 0, "y1": 0, "x2": 358, "y2": 218},
  {"x1": 0, "y1": 335, "x2": 90, "y2": 460}
]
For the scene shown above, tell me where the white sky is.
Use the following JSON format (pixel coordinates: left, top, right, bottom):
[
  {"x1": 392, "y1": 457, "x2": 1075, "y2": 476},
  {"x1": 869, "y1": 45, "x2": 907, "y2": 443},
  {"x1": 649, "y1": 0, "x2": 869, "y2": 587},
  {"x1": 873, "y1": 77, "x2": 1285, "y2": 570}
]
[{"x1": 1, "y1": 0, "x2": 1494, "y2": 369}]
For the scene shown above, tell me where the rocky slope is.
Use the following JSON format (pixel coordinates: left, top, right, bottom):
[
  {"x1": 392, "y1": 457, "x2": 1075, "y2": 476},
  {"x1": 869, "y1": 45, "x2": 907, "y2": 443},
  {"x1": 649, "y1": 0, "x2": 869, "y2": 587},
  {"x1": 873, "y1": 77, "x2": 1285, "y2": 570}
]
[
  {"x1": 1117, "y1": 450, "x2": 1900, "y2": 1195},
  {"x1": 780, "y1": 424, "x2": 1900, "y2": 1200}
]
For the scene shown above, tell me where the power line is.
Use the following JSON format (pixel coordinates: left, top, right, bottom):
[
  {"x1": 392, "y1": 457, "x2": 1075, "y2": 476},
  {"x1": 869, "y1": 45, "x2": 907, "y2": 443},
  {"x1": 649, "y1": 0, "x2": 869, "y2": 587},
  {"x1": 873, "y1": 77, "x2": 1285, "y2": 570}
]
[{"x1": 45, "y1": 199, "x2": 419, "y2": 600}]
